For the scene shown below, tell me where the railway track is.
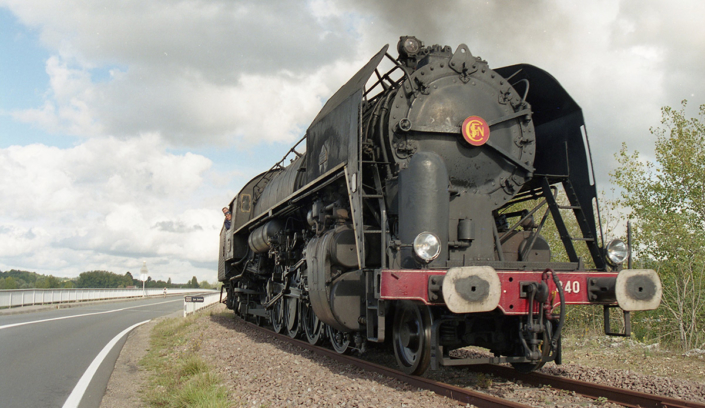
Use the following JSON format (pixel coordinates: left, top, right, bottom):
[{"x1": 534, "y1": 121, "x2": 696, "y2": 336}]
[
  {"x1": 241, "y1": 319, "x2": 705, "y2": 408},
  {"x1": 467, "y1": 364, "x2": 705, "y2": 408}
]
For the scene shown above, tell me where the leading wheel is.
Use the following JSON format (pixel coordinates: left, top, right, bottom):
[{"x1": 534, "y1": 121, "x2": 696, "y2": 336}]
[
  {"x1": 392, "y1": 301, "x2": 432, "y2": 375},
  {"x1": 326, "y1": 325, "x2": 350, "y2": 354}
]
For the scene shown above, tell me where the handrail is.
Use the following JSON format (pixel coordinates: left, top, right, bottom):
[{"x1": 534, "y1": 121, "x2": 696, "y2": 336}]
[{"x1": 0, "y1": 288, "x2": 216, "y2": 309}]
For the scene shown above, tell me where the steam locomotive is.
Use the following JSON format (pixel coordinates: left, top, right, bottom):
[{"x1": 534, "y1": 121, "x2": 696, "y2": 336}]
[{"x1": 218, "y1": 37, "x2": 662, "y2": 375}]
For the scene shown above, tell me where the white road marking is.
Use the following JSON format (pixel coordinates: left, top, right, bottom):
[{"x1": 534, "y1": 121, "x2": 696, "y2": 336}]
[
  {"x1": 0, "y1": 299, "x2": 180, "y2": 330},
  {"x1": 61, "y1": 319, "x2": 151, "y2": 408}
]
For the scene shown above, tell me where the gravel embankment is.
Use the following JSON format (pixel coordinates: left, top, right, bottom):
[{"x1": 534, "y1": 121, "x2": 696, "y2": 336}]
[
  {"x1": 106, "y1": 304, "x2": 705, "y2": 407},
  {"x1": 539, "y1": 360, "x2": 705, "y2": 402},
  {"x1": 444, "y1": 345, "x2": 705, "y2": 404},
  {"x1": 200, "y1": 309, "x2": 461, "y2": 407},
  {"x1": 198, "y1": 305, "x2": 629, "y2": 407}
]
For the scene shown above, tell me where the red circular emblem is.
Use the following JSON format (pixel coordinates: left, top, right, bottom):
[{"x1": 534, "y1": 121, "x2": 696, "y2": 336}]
[{"x1": 461, "y1": 116, "x2": 490, "y2": 146}]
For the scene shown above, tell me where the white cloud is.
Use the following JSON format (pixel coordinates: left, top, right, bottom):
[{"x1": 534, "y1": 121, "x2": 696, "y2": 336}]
[
  {"x1": 93, "y1": 64, "x2": 348, "y2": 146},
  {"x1": 4, "y1": 0, "x2": 703, "y2": 157},
  {"x1": 2, "y1": 0, "x2": 359, "y2": 146},
  {"x1": 0, "y1": 136, "x2": 224, "y2": 283},
  {"x1": 11, "y1": 56, "x2": 103, "y2": 136}
]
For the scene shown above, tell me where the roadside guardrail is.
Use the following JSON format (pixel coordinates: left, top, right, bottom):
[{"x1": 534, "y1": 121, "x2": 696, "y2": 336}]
[
  {"x1": 183, "y1": 292, "x2": 221, "y2": 317},
  {"x1": 0, "y1": 288, "x2": 216, "y2": 309}
]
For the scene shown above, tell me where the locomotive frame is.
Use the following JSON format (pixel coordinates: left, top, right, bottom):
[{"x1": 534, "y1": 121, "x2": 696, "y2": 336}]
[{"x1": 218, "y1": 37, "x2": 662, "y2": 375}]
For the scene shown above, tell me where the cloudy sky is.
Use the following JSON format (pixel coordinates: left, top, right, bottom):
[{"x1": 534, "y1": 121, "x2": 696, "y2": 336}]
[{"x1": 1, "y1": 0, "x2": 703, "y2": 284}]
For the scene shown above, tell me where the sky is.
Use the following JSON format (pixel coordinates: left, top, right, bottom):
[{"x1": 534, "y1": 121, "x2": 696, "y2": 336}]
[{"x1": 1, "y1": 0, "x2": 703, "y2": 284}]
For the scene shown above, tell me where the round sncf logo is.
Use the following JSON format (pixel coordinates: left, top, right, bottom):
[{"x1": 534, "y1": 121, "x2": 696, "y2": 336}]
[{"x1": 461, "y1": 116, "x2": 490, "y2": 146}]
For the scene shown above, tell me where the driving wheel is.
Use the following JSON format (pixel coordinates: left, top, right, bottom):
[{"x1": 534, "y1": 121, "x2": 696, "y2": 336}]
[
  {"x1": 301, "y1": 300, "x2": 324, "y2": 345},
  {"x1": 270, "y1": 297, "x2": 284, "y2": 334},
  {"x1": 285, "y1": 296, "x2": 301, "y2": 338}
]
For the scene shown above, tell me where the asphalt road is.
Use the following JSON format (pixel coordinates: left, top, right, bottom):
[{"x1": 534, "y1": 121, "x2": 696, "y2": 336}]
[{"x1": 0, "y1": 296, "x2": 187, "y2": 408}]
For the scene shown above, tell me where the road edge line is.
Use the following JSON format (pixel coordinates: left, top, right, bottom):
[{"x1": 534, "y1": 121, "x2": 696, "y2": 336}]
[
  {"x1": 0, "y1": 299, "x2": 178, "y2": 330},
  {"x1": 62, "y1": 319, "x2": 151, "y2": 408}
]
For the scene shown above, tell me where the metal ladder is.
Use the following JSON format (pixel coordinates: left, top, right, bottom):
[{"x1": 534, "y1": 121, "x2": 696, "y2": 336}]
[
  {"x1": 365, "y1": 163, "x2": 390, "y2": 342},
  {"x1": 541, "y1": 177, "x2": 599, "y2": 265}
]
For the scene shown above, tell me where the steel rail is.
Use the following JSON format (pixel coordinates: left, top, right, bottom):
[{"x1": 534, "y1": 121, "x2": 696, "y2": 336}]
[
  {"x1": 467, "y1": 364, "x2": 705, "y2": 408},
  {"x1": 242, "y1": 320, "x2": 532, "y2": 408}
]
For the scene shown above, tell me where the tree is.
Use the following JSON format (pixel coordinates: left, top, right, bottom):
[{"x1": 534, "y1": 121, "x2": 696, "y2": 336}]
[
  {"x1": 190, "y1": 276, "x2": 200, "y2": 288},
  {"x1": 0, "y1": 269, "x2": 39, "y2": 287},
  {"x1": 611, "y1": 100, "x2": 705, "y2": 350},
  {"x1": 0, "y1": 277, "x2": 18, "y2": 289},
  {"x1": 77, "y1": 270, "x2": 134, "y2": 288},
  {"x1": 124, "y1": 271, "x2": 135, "y2": 287},
  {"x1": 35, "y1": 276, "x2": 61, "y2": 289}
]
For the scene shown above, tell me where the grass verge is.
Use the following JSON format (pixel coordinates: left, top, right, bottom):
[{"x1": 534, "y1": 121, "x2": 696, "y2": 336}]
[{"x1": 140, "y1": 314, "x2": 231, "y2": 407}]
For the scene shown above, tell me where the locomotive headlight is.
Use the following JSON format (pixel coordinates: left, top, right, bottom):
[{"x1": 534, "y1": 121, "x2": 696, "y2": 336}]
[
  {"x1": 413, "y1": 232, "x2": 441, "y2": 263},
  {"x1": 403, "y1": 37, "x2": 420, "y2": 55},
  {"x1": 606, "y1": 239, "x2": 629, "y2": 265},
  {"x1": 398, "y1": 36, "x2": 422, "y2": 58}
]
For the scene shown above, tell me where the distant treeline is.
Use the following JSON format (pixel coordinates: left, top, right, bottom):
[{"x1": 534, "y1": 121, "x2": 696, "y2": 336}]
[{"x1": 0, "y1": 269, "x2": 215, "y2": 290}]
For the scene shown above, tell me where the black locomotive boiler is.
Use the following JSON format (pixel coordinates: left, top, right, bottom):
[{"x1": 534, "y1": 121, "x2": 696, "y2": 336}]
[{"x1": 218, "y1": 37, "x2": 662, "y2": 375}]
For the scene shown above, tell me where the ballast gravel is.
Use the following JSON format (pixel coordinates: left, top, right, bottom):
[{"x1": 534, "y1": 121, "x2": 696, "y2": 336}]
[
  {"x1": 442, "y1": 347, "x2": 705, "y2": 405},
  {"x1": 198, "y1": 305, "x2": 649, "y2": 407},
  {"x1": 539, "y1": 362, "x2": 705, "y2": 402},
  {"x1": 134, "y1": 304, "x2": 704, "y2": 407},
  {"x1": 200, "y1": 308, "x2": 460, "y2": 407}
]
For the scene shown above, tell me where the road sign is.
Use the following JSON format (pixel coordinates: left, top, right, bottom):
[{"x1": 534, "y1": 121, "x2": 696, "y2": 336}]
[{"x1": 184, "y1": 296, "x2": 204, "y2": 303}]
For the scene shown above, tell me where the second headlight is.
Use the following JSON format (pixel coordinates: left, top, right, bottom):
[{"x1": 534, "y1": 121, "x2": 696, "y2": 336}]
[
  {"x1": 606, "y1": 239, "x2": 629, "y2": 265},
  {"x1": 413, "y1": 232, "x2": 441, "y2": 263}
]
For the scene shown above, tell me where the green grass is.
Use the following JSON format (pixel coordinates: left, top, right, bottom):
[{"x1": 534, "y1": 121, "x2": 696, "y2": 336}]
[{"x1": 140, "y1": 316, "x2": 232, "y2": 407}]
